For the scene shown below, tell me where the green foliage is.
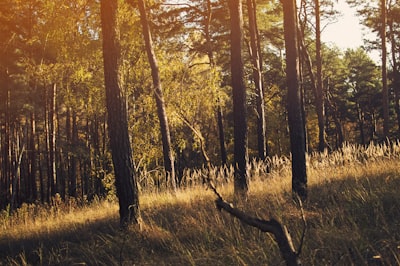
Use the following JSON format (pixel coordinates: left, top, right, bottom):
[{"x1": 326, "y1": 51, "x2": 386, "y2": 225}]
[{"x1": 1, "y1": 0, "x2": 396, "y2": 209}]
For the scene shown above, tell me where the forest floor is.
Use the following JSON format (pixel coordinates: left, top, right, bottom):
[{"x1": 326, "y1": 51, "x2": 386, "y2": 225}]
[{"x1": 1, "y1": 146, "x2": 400, "y2": 265}]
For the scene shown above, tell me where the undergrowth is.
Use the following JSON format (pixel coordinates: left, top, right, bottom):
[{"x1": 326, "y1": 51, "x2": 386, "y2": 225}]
[{"x1": 0, "y1": 143, "x2": 400, "y2": 265}]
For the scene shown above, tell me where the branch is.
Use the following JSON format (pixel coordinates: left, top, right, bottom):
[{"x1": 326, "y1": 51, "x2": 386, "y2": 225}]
[{"x1": 211, "y1": 186, "x2": 301, "y2": 266}]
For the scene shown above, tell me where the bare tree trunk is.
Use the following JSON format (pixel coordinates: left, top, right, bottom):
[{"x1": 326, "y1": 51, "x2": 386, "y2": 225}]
[
  {"x1": 228, "y1": 0, "x2": 249, "y2": 198},
  {"x1": 50, "y1": 83, "x2": 57, "y2": 197},
  {"x1": 37, "y1": 131, "x2": 45, "y2": 203},
  {"x1": 217, "y1": 102, "x2": 227, "y2": 165},
  {"x1": 71, "y1": 110, "x2": 78, "y2": 197},
  {"x1": 29, "y1": 111, "x2": 37, "y2": 201},
  {"x1": 204, "y1": 0, "x2": 227, "y2": 166},
  {"x1": 1, "y1": 76, "x2": 11, "y2": 209},
  {"x1": 283, "y1": 0, "x2": 307, "y2": 201},
  {"x1": 246, "y1": 0, "x2": 267, "y2": 160},
  {"x1": 136, "y1": 0, "x2": 176, "y2": 190},
  {"x1": 357, "y1": 104, "x2": 366, "y2": 145},
  {"x1": 100, "y1": 0, "x2": 141, "y2": 227},
  {"x1": 389, "y1": 20, "x2": 400, "y2": 135},
  {"x1": 45, "y1": 84, "x2": 51, "y2": 202},
  {"x1": 10, "y1": 131, "x2": 24, "y2": 214},
  {"x1": 381, "y1": 0, "x2": 389, "y2": 139},
  {"x1": 315, "y1": 0, "x2": 325, "y2": 151}
]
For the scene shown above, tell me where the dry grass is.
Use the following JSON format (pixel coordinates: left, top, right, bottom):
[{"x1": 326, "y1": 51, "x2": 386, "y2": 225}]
[{"x1": 1, "y1": 143, "x2": 400, "y2": 265}]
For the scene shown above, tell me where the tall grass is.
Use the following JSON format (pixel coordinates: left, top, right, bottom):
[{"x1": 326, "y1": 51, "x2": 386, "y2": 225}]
[{"x1": 1, "y1": 142, "x2": 399, "y2": 265}]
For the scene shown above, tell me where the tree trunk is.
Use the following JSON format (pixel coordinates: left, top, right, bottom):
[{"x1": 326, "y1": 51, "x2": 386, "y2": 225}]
[
  {"x1": 100, "y1": 0, "x2": 141, "y2": 227},
  {"x1": 38, "y1": 131, "x2": 45, "y2": 203},
  {"x1": 50, "y1": 83, "x2": 57, "y2": 197},
  {"x1": 136, "y1": 0, "x2": 176, "y2": 191},
  {"x1": 282, "y1": 0, "x2": 307, "y2": 201},
  {"x1": 1, "y1": 76, "x2": 11, "y2": 209},
  {"x1": 381, "y1": 0, "x2": 389, "y2": 139},
  {"x1": 228, "y1": 0, "x2": 249, "y2": 197},
  {"x1": 315, "y1": 0, "x2": 325, "y2": 152},
  {"x1": 389, "y1": 20, "x2": 400, "y2": 135},
  {"x1": 45, "y1": 84, "x2": 52, "y2": 202},
  {"x1": 217, "y1": 102, "x2": 227, "y2": 165},
  {"x1": 71, "y1": 110, "x2": 78, "y2": 197},
  {"x1": 246, "y1": 0, "x2": 267, "y2": 160},
  {"x1": 204, "y1": 0, "x2": 227, "y2": 166},
  {"x1": 29, "y1": 111, "x2": 37, "y2": 201},
  {"x1": 357, "y1": 104, "x2": 366, "y2": 145}
]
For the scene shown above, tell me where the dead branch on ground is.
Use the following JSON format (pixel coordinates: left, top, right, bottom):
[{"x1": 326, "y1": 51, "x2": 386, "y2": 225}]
[{"x1": 209, "y1": 182, "x2": 303, "y2": 266}]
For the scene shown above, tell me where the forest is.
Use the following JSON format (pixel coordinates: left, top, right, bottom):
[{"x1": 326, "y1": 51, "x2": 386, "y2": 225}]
[
  {"x1": 2, "y1": 0, "x2": 399, "y2": 209},
  {"x1": 0, "y1": 0, "x2": 400, "y2": 264}
]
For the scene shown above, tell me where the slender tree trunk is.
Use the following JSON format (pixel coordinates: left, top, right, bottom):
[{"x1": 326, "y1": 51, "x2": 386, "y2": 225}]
[
  {"x1": 381, "y1": 0, "x2": 389, "y2": 139},
  {"x1": 44, "y1": 83, "x2": 57, "y2": 201},
  {"x1": 56, "y1": 99, "x2": 65, "y2": 199},
  {"x1": 1, "y1": 75, "x2": 11, "y2": 208},
  {"x1": 357, "y1": 104, "x2": 366, "y2": 145},
  {"x1": 100, "y1": 0, "x2": 141, "y2": 227},
  {"x1": 10, "y1": 131, "x2": 24, "y2": 214},
  {"x1": 217, "y1": 102, "x2": 227, "y2": 165},
  {"x1": 29, "y1": 111, "x2": 37, "y2": 201},
  {"x1": 246, "y1": 0, "x2": 267, "y2": 160},
  {"x1": 136, "y1": 0, "x2": 176, "y2": 190},
  {"x1": 50, "y1": 83, "x2": 57, "y2": 197},
  {"x1": 315, "y1": 0, "x2": 325, "y2": 151},
  {"x1": 37, "y1": 131, "x2": 45, "y2": 203},
  {"x1": 204, "y1": 0, "x2": 227, "y2": 166},
  {"x1": 282, "y1": 0, "x2": 307, "y2": 201},
  {"x1": 388, "y1": 19, "x2": 400, "y2": 135},
  {"x1": 228, "y1": 0, "x2": 249, "y2": 197},
  {"x1": 205, "y1": 0, "x2": 214, "y2": 66},
  {"x1": 45, "y1": 84, "x2": 51, "y2": 202},
  {"x1": 70, "y1": 111, "x2": 78, "y2": 197}
]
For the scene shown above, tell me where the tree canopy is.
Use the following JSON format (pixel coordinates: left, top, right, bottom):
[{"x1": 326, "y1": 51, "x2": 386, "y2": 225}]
[{"x1": 0, "y1": 0, "x2": 397, "y2": 209}]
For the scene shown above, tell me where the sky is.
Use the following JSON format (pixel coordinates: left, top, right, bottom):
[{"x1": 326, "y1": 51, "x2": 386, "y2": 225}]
[
  {"x1": 322, "y1": 1, "x2": 364, "y2": 49},
  {"x1": 322, "y1": 0, "x2": 381, "y2": 62}
]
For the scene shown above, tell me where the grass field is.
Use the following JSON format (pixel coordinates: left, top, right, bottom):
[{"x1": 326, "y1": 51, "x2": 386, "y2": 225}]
[{"x1": 1, "y1": 143, "x2": 400, "y2": 265}]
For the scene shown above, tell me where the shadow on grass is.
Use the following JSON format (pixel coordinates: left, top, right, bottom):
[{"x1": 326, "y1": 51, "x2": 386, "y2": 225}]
[
  {"x1": 0, "y1": 172, "x2": 399, "y2": 265},
  {"x1": 0, "y1": 216, "x2": 122, "y2": 265},
  {"x1": 305, "y1": 173, "x2": 400, "y2": 265}
]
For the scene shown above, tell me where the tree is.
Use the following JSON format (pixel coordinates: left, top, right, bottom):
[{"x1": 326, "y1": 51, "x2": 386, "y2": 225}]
[
  {"x1": 381, "y1": 0, "x2": 389, "y2": 138},
  {"x1": 134, "y1": 0, "x2": 177, "y2": 190},
  {"x1": 228, "y1": 0, "x2": 249, "y2": 197},
  {"x1": 315, "y1": 0, "x2": 325, "y2": 151},
  {"x1": 282, "y1": 0, "x2": 307, "y2": 201},
  {"x1": 100, "y1": 0, "x2": 140, "y2": 227},
  {"x1": 388, "y1": 2, "x2": 400, "y2": 135},
  {"x1": 246, "y1": 0, "x2": 268, "y2": 160},
  {"x1": 344, "y1": 48, "x2": 382, "y2": 144},
  {"x1": 347, "y1": 0, "x2": 396, "y2": 140}
]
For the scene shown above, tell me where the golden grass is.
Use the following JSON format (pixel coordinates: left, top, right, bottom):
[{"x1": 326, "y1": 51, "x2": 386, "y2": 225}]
[{"x1": 1, "y1": 143, "x2": 400, "y2": 265}]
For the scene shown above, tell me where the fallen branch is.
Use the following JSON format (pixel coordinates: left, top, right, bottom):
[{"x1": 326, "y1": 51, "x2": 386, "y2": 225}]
[{"x1": 211, "y1": 182, "x2": 302, "y2": 266}]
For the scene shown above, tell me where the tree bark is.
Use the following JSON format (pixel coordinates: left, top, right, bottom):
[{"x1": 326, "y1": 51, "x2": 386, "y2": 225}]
[
  {"x1": 204, "y1": 0, "x2": 227, "y2": 166},
  {"x1": 228, "y1": 0, "x2": 249, "y2": 197},
  {"x1": 315, "y1": 0, "x2": 325, "y2": 152},
  {"x1": 217, "y1": 102, "x2": 227, "y2": 165},
  {"x1": 29, "y1": 111, "x2": 37, "y2": 201},
  {"x1": 381, "y1": 0, "x2": 389, "y2": 139},
  {"x1": 100, "y1": 0, "x2": 141, "y2": 227},
  {"x1": 389, "y1": 19, "x2": 400, "y2": 135},
  {"x1": 247, "y1": 0, "x2": 267, "y2": 160},
  {"x1": 215, "y1": 197, "x2": 301, "y2": 265},
  {"x1": 282, "y1": 0, "x2": 307, "y2": 201},
  {"x1": 136, "y1": 0, "x2": 176, "y2": 190}
]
